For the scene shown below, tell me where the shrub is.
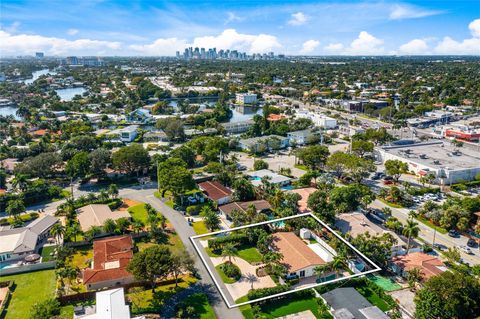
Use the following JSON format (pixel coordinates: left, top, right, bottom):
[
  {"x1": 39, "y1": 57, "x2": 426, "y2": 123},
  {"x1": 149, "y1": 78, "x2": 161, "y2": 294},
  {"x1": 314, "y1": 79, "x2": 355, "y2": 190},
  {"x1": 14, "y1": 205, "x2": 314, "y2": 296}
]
[
  {"x1": 221, "y1": 262, "x2": 241, "y2": 280},
  {"x1": 247, "y1": 284, "x2": 290, "y2": 300},
  {"x1": 208, "y1": 233, "x2": 249, "y2": 250},
  {"x1": 107, "y1": 198, "x2": 123, "y2": 210}
]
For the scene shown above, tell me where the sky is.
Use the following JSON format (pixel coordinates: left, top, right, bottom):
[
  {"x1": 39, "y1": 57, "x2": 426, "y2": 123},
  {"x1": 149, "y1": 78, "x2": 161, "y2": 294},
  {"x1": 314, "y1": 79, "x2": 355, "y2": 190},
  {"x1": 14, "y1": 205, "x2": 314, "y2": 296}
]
[{"x1": 0, "y1": 0, "x2": 479, "y2": 56}]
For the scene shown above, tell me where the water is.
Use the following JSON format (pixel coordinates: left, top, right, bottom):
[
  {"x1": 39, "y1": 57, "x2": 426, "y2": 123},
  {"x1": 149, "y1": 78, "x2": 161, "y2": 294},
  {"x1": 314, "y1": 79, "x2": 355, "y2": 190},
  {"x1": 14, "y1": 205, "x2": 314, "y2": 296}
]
[
  {"x1": 23, "y1": 69, "x2": 57, "y2": 85},
  {"x1": 0, "y1": 106, "x2": 19, "y2": 119},
  {"x1": 55, "y1": 87, "x2": 87, "y2": 101},
  {"x1": 169, "y1": 100, "x2": 261, "y2": 123}
]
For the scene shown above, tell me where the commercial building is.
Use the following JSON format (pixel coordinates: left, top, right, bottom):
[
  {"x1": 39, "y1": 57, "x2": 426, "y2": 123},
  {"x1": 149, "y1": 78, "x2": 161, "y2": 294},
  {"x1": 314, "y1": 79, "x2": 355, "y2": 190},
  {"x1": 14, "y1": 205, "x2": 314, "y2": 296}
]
[
  {"x1": 341, "y1": 99, "x2": 388, "y2": 113},
  {"x1": 287, "y1": 129, "x2": 321, "y2": 145},
  {"x1": 443, "y1": 125, "x2": 480, "y2": 142},
  {"x1": 82, "y1": 236, "x2": 135, "y2": 290},
  {"x1": 235, "y1": 93, "x2": 257, "y2": 104},
  {"x1": 35, "y1": 52, "x2": 44, "y2": 58},
  {"x1": 377, "y1": 141, "x2": 480, "y2": 184},
  {"x1": 221, "y1": 119, "x2": 254, "y2": 134},
  {"x1": 0, "y1": 215, "x2": 59, "y2": 262},
  {"x1": 406, "y1": 110, "x2": 454, "y2": 128}
]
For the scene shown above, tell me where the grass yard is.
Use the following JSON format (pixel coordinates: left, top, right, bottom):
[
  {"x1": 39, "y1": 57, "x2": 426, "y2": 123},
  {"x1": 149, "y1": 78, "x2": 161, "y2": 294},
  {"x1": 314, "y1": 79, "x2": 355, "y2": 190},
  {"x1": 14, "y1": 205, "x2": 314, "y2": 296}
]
[
  {"x1": 177, "y1": 293, "x2": 216, "y2": 319},
  {"x1": 294, "y1": 164, "x2": 308, "y2": 171},
  {"x1": 215, "y1": 264, "x2": 239, "y2": 284},
  {"x1": 207, "y1": 244, "x2": 263, "y2": 264},
  {"x1": 238, "y1": 293, "x2": 332, "y2": 319},
  {"x1": 68, "y1": 245, "x2": 93, "y2": 269},
  {"x1": 378, "y1": 198, "x2": 404, "y2": 208},
  {"x1": 355, "y1": 285, "x2": 393, "y2": 312},
  {"x1": 0, "y1": 269, "x2": 56, "y2": 319},
  {"x1": 135, "y1": 231, "x2": 185, "y2": 254},
  {"x1": 416, "y1": 215, "x2": 447, "y2": 234},
  {"x1": 192, "y1": 221, "x2": 210, "y2": 235},
  {"x1": 39, "y1": 245, "x2": 57, "y2": 262},
  {"x1": 127, "y1": 276, "x2": 196, "y2": 315},
  {"x1": 128, "y1": 203, "x2": 150, "y2": 224}
]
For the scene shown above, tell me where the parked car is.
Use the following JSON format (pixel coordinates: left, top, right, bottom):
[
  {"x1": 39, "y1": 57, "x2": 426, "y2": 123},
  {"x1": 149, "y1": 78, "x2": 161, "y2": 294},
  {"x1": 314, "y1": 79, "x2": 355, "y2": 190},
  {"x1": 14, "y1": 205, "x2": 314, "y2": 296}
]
[
  {"x1": 383, "y1": 180, "x2": 394, "y2": 185},
  {"x1": 448, "y1": 229, "x2": 460, "y2": 238},
  {"x1": 467, "y1": 238, "x2": 477, "y2": 248}
]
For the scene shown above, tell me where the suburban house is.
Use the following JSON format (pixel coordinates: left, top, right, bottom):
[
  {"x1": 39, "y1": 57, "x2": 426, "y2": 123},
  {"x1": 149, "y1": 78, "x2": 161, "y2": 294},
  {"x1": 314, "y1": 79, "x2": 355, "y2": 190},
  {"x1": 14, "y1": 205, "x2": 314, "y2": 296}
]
[
  {"x1": 198, "y1": 180, "x2": 233, "y2": 205},
  {"x1": 143, "y1": 130, "x2": 168, "y2": 142},
  {"x1": 246, "y1": 169, "x2": 292, "y2": 187},
  {"x1": 126, "y1": 109, "x2": 152, "y2": 124},
  {"x1": 74, "y1": 288, "x2": 145, "y2": 319},
  {"x1": 335, "y1": 213, "x2": 409, "y2": 256},
  {"x1": 271, "y1": 232, "x2": 326, "y2": 279},
  {"x1": 106, "y1": 125, "x2": 139, "y2": 142},
  {"x1": 218, "y1": 200, "x2": 271, "y2": 221},
  {"x1": 82, "y1": 236, "x2": 135, "y2": 291},
  {"x1": 221, "y1": 119, "x2": 254, "y2": 134},
  {"x1": 390, "y1": 252, "x2": 447, "y2": 281},
  {"x1": 238, "y1": 135, "x2": 289, "y2": 153},
  {"x1": 77, "y1": 204, "x2": 131, "y2": 232},
  {"x1": 287, "y1": 129, "x2": 321, "y2": 145},
  {"x1": 289, "y1": 187, "x2": 317, "y2": 213},
  {"x1": 321, "y1": 287, "x2": 389, "y2": 319},
  {"x1": 0, "y1": 215, "x2": 59, "y2": 262}
]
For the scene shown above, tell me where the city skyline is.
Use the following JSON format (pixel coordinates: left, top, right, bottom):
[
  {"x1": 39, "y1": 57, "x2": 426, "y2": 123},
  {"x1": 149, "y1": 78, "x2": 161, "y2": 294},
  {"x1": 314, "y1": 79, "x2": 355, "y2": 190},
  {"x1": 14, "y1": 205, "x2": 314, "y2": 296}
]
[{"x1": 0, "y1": 0, "x2": 479, "y2": 56}]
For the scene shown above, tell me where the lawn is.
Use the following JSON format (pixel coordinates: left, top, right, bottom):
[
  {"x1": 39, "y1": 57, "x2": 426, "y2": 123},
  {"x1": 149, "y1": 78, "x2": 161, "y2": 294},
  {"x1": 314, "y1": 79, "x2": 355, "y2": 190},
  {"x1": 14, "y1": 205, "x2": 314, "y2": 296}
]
[
  {"x1": 207, "y1": 244, "x2": 263, "y2": 264},
  {"x1": 416, "y1": 215, "x2": 447, "y2": 234},
  {"x1": 128, "y1": 203, "x2": 150, "y2": 224},
  {"x1": 0, "y1": 269, "x2": 56, "y2": 319},
  {"x1": 177, "y1": 293, "x2": 216, "y2": 319},
  {"x1": 127, "y1": 276, "x2": 196, "y2": 315},
  {"x1": 238, "y1": 293, "x2": 332, "y2": 319},
  {"x1": 135, "y1": 231, "x2": 185, "y2": 254},
  {"x1": 378, "y1": 198, "x2": 404, "y2": 208},
  {"x1": 67, "y1": 245, "x2": 93, "y2": 269},
  {"x1": 192, "y1": 221, "x2": 209, "y2": 235},
  {"x1": 355, "y1": 285, "x2": 393, "y2": 312},
  {"x1": 215, "y1": 264, "x2": 239, "y2": 284},
  {"x1": 39, "y1": 245, "x2": 57, "y2": 262},
  {"x1": 294, "y1": 164, "x2": 308, "y2": 171}
]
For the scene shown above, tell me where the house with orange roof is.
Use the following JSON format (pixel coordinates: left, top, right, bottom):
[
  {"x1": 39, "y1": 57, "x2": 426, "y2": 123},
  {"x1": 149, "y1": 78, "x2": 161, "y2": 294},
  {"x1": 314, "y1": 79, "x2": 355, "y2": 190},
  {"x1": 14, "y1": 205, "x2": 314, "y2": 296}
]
[
  {"x1": 390, "y1": 252, "x2": 446, "y2": 281},
  {"x1": 266, "y1": 114, "x2": 287, "y2": 122},
  {"x1": 82, "y1": 236, "x2": 135, "y2": 290}
]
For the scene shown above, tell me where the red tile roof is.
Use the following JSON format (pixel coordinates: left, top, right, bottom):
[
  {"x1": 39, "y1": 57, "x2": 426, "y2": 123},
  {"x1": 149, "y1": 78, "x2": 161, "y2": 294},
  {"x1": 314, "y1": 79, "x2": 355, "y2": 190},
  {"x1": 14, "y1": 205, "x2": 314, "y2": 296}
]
[
  {"x1": 392, "y1": 252, "x2": 445, "y2": 280},
  {"x1": 267, "y1": 114, "x2": 287, "y2": 121},
  {"x1": 198, "y1": 181, "x2": 232, "y2": 201},
  {"x1": 82, "y1": 235, "x2": 134, "y2": 284}
]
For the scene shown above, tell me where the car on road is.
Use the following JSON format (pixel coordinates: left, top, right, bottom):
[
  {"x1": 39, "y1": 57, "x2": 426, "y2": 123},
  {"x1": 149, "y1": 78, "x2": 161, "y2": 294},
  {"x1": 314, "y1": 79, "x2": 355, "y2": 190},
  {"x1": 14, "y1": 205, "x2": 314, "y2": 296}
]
[
  {"x1": 448, "y1": 229, "x2": 460, "y2": 238},
  {"x1": 433, "y1": 243, "x2": 447, "y2": 251},
  {"x1": 467, "y1": 238, "x2": 477, "y2": 248},
  {"x1": 459, "y1": 246, "x2": 473, "y2": 254}
]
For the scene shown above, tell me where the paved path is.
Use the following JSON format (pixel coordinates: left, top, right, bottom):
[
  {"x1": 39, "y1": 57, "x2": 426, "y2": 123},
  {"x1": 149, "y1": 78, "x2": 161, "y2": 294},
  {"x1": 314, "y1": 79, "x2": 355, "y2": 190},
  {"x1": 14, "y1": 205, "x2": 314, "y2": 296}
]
[
  {"x1": 210, "y1": 256, "x2": 276, "y2": 301},
  {"x1": 126, "y1": 191, "x2": 244, "y2": 319}
]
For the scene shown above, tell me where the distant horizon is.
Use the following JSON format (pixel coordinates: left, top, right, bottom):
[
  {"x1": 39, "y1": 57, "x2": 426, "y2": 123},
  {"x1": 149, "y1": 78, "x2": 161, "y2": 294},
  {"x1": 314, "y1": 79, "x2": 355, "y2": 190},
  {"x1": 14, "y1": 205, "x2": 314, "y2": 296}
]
[{"x1": 1, "y1": 0, "x2": 479, "y2": 56}]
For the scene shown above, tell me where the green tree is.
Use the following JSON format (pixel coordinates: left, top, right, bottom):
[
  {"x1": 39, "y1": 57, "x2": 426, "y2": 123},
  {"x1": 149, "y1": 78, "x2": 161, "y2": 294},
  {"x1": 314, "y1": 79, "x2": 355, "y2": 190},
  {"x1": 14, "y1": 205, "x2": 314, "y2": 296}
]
[
  {"x1": 384, "y1": 159, "x2": 409, "y2": 183},
  {"x1": 49, "y1": 223, "x2": 65, "y2": 245},
  {"x1": 107, "y1": 183, "x2": 119, "y2": 199},
  {"x1": 29, "y1": 298, "x2": 61, "y2": 319},
  {"x1": 253, "y1": 159, "x2": 269, "y2": 170},
  {"x1": 351, "y1": 140, "x2": 374, "y2": 157},
  {"x1": 232, "y1": 177, "x2": 255, "y2": 201},
  {"x1": 112, "y1": 143, "x2": 150, "y2": 175},
  {"x1": 157, "y1": 158, "x2": 195, "y2": 198},
  {"x1": 170, "y1": 249, "x2": 195, "y2": 287},
  {"x1": 295, "y1": 145, "x2": 330, "y2": 170},
  {"x1": 88, "y1": 148, "x2": 111, "y2": 178},
  {"x1": 6, "y1": 198, "x2": 25, "y2": 219},
  {"x1": 201, "y1": 206, "x2": 220, "y2": 231},
  {"x1": 402, "y1": 218, "x2": 419, "y2": 253},
  {"x1": 221, "y1": 243, "x2": 238, "y2": 263},
  {"x1": 127, "y1": 245, "x2": 173, "y2": 292},
  {"x1": 103, "y1": 218, "x2": 117, "y2": 234},
  {"x1": 65, "y1": 151, "x2": 90, "y2": 179},
  {"x1": 415, "y1": 271, "x2": 480, "y2": 319},
  {"x1": 307, "y1": 190, "x2": 335, "y2": 223}
]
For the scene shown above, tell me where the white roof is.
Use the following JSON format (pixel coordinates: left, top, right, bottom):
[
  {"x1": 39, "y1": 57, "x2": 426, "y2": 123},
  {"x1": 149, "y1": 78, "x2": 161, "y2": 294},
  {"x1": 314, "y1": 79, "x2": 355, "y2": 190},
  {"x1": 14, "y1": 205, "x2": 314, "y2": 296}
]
[{"x1": 247, "y1": 169, "x2": 292, "y2": 185}]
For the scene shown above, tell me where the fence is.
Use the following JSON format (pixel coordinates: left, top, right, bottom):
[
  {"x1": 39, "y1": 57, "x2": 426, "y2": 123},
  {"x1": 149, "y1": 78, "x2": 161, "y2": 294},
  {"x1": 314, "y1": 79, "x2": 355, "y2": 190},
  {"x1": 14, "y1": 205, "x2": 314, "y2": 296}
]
[{"x1": 0, "y1": 261, "x2": 56, "y2": 276}]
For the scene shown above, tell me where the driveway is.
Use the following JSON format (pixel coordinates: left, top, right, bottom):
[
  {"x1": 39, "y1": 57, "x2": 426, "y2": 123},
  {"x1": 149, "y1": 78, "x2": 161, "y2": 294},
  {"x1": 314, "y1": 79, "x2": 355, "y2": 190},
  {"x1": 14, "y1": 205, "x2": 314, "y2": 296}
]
[{"x1": 210, "y1": 256, "x2": 276, "y2": 301}]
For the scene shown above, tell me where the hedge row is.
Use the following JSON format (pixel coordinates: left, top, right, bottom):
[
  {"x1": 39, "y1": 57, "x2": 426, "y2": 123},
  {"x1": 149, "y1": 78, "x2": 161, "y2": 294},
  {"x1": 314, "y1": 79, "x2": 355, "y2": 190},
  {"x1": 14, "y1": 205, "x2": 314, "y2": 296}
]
[
  {"x1": 207, "y1": 233, "x2": 249, "y2": 250},
  {"x1": 0, "y1": 212, "x2": 39, "y2": 226},
  {"x1": 408, "y1": 187, "x2": 441, "y2": 196},
  {"x1": 247, "y1": 284, "x2": 290, "y2": 300}
]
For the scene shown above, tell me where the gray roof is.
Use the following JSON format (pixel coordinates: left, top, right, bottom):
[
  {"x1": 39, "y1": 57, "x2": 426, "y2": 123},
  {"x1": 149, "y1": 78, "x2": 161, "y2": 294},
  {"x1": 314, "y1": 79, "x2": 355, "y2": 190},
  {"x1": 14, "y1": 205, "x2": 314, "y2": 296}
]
[{"x1": 322, "y1": 288, "x2": 389, "y2": 319}]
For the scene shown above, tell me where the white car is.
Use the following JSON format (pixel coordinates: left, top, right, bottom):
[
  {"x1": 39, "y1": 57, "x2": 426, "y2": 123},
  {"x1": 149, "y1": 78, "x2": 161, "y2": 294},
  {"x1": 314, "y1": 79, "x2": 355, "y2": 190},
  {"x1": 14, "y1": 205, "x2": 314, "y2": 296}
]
[{"x1": 459, "y1": 246, "x2": 473, "y2": 254}]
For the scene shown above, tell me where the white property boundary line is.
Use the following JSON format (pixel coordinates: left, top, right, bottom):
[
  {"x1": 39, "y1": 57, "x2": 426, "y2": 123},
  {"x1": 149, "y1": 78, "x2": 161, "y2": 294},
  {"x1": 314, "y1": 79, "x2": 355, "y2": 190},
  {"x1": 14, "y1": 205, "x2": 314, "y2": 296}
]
[{"x1": 189, "y1": 212, "x2": 382, "y2": 308}]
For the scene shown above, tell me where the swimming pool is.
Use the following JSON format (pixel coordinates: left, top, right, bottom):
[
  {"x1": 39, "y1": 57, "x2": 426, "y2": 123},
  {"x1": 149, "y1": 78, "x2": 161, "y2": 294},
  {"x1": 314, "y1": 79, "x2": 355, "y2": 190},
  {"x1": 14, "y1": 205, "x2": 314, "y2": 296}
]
[{"x1": 367, "y1": 274, "x2": 402, "y2": 291}]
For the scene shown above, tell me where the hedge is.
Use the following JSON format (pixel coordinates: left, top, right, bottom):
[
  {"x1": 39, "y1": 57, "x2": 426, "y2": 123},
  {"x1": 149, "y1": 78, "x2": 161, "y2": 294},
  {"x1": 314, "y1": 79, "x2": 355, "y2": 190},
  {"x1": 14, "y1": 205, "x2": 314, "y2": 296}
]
[
  {"x1": 207, "y1": 233, "x2": 249, "y2": 250},
  {"x1": 247, "y1": 284, "x2": 290, "y2": 300},
  {"x1": 0, "y1": 212, "x2": 39, "y2": 226},
  {"x1": 408, "y1": 187, "x2": 441, "y2": 196}
]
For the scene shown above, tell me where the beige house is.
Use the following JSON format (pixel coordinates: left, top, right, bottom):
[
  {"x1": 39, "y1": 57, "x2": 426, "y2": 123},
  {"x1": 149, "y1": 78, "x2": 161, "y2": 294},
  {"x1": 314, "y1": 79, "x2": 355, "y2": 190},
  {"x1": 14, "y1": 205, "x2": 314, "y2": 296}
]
[{"x1": 77, "y1": 204, "x2": 131, "y2": 232}]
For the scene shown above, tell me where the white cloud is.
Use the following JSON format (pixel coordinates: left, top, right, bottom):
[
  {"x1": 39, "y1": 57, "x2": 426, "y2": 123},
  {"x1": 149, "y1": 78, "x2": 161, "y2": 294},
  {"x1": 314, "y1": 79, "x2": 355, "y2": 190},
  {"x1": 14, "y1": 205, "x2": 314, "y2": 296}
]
[
  {"x1": 389, "y1": 4, "x2": 443, "y2": 20},
  {"x1": 324, "y1": 43, "x2": 344, "y2": 52},
  {"x1": 129, "y1": 37, "x2": 188, "y2": 55},
  {"x1": 0, "y1": 30, "x2": 122, "y2": 56},
  {"x1": 191, "y1": 29, "x2": 281, "y2": 54},
  {"x1": 469, "y1": 18, "x2": 480, "y2": 38},
  {"x1": 399, "y1": 39, "x2": 429, "y2": 55},
  {"x1": 300, "y1": 40, "x2": 320, "y2": 54},
  {"x1": 288, "y1": 12, "x2": 308, "y2": 26},
  {"x1": 67, "y1": 29, "x2": 79, "y2": 36},
  {"x1": 347, "y1": 31, "x2": 384, "y2": 55},
  {"x1": 224, "y1": 12, "x2": 243, "y2": 25},
  {"x1": 433, "y1": 18, "x2": 480, "y2": 55}
]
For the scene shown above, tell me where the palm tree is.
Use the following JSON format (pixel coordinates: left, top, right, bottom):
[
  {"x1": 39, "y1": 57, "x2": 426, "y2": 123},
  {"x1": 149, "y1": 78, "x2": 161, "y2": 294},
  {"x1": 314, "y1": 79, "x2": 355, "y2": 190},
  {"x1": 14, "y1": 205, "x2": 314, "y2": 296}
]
[
  {"x1": 107, "y1": 184, "x2": 119, "y2": 199},
  {"x1": 407, "y1": 267, "x2": 423, "y2": 288},
  {"x1": 158, "y1": 214, "x2": 167, "y2": 230},
  {"x1": 85, "y1": 225, "x2": 102, "y2": 241},
  {"x1": 50, "y1": 223, "x2": 65, "y2": 245},
  {"x1": 262, "y1": 251, "x2": 282, "y2": 274},
  {"x1": 132, "y1": 220, "x2": 145, "y2": 234},
  {"x1": 103, "y1": 218, "x2": 117, "y2": 234},
  {"x1": 330, "y1": 255, "x2": 347, "y2": 272},
  {"x1": 12, "y1": 173, "x2": 29, "y2": 191},
  {"x1": 403, "y1": 219, "x2": 420, "y2": 253},
  {"x1": 314, "y1": 264, "x2": 330, "y2": 281},
  {"x1": 69, "y1": 223, "x2": 83, "y2": 242},
  {"x1": 270, "y1": 188, "x2": 285, "y2": 210},
  {"x1": 221, "y1": 243, "x2": 238, "y2": 263}
]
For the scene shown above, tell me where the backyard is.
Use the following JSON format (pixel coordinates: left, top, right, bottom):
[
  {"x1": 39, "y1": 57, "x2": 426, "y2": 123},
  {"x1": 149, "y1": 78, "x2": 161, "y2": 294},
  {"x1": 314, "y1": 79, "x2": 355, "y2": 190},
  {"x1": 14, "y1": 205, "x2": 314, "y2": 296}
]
[
  {"x1": 176, "y1": 293, "x2": 216, "y2": 319},
  {"x1": 193, "y1": 221, "x2": 210, "y2": 235},
  {"x1": 0, "y1": 269, "x2": 56, "y2": 319},
  {"x1": 207, "y1": 244, "x2": 263, "y2": 263}
]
